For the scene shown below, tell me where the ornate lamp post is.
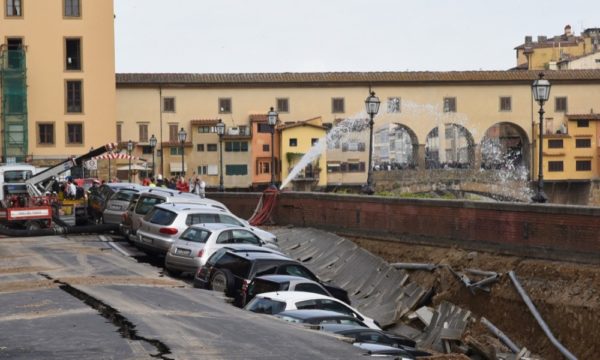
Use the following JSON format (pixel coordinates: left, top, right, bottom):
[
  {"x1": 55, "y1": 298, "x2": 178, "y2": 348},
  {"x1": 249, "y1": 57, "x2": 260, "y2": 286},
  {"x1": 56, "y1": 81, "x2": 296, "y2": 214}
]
[
  {"x1": 531, "y1": 73, "x2": 551, "y2": 203},
  {"x1": 216, "y1": 119, "x2": 226, "y2": 192},
  {"x1": 149, "y1": 134, "x2": 157, "y2": 178},
  {"x1": 177, "y1": 128, "x2": 187, "y2": 177},
  {"x1": 127, "y1": 140, "x2": 133, "y2": 182},
  {"x1": 267, "y1": 107, "x2": 278, "y2": 188},
  {"x1": 362, "y1": 91, "x2": 380, "y2": 195}
]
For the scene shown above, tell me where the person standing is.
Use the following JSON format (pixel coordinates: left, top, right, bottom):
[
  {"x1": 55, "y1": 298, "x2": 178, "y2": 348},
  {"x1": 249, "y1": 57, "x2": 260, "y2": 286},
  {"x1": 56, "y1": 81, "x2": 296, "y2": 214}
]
[{"x1": 191, "y1": 177, "x2": 206, "y2": 198}]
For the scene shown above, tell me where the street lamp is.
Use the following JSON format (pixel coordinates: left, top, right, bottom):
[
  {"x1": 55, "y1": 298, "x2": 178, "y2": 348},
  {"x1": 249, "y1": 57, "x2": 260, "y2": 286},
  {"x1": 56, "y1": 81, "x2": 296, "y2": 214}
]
[
  {"x1": 268, "y1": 107, "x2": 278, "y2": 188},
  {"x1": 127, "y1": 140, "x2": 133, "y2": 182},
  {"x1": 216, "y1": 119, "x2": 226, "y2": 192},
  {"x1": 178, "y1": 128, "x2": 187, "y2": 177},
  {"x1": 362, "y1": 91, "x2": 380, "y2": 195},
  {"x1": 531, "y1": 72, "x2": 551, "y2": 203},
  {"x1": 149, "y1": 134, "x2": 157, "y2": 178}
]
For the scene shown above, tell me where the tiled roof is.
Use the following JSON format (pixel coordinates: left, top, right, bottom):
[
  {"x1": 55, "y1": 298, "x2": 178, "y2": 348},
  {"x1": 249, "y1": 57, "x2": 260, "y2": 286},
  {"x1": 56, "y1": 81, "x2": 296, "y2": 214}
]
[
  {"x1": 249, "y1": 114, "x2": 268, "y2": 122},
  {"x1": 161, "y1": 141, "x2": 193, "y2": 147},
  {"x1": 278, "y1": 117, "x2": 327, "y2": 131},
  {"x1": 190, "y1": 119, "x2": 220, "y2": 126},
  {"x1": 116, "y1": 70, "x2": 600, "y2": 86},
  {"x1": 567, "y1": 113, "x2": 600, "y2": 120}
]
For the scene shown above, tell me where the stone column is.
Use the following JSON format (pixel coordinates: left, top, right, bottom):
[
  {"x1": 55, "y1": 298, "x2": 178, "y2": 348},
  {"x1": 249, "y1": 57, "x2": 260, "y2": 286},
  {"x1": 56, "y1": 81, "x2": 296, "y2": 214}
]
[{"x1": 417, "y1": 144, "x2": 426, "y2": 169}]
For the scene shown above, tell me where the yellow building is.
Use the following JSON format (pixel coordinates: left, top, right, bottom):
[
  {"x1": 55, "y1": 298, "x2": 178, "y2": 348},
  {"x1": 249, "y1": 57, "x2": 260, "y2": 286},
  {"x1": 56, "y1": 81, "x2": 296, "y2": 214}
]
[
  {"x1": 515, "y1": 26, "x2": 600, "y2": 70},
  {"x1": 278, "y1": 117, "x2": 327, "y2": 191},
  {"x1": 0, "y1": 0, "x2": 116, "y2": 169}
]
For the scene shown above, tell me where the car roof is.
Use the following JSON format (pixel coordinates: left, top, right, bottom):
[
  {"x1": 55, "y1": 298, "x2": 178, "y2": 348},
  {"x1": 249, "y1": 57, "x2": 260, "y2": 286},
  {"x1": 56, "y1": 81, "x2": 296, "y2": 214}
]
[
  {"x1": 277, "y1": 309, "x2": 355, "y2": 320},
  {"x1": 318, "y1": 324, "x2": 368, "y2": 333},
  {"x1": 187, "y1": 223, "x2": 241, "y2": 231},
  {"x1": 256, "y1": 291, "x2": 332, "y2": 302},
  {"x1": 252, "y1": 274, "x2": 314, "y2": 284},
  {"x1": 227, "y1": 250, "x2": 290, "y2": 261},
  {"x1": 155, "y1": 202, "x2": 224, "y2": 211}
]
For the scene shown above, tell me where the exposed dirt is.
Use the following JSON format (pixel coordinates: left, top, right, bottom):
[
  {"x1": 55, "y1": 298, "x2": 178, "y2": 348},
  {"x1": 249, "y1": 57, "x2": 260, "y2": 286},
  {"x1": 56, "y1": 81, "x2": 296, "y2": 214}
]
[{"x1": 349, "y1": 237, "x2": 600, "y2": 360}]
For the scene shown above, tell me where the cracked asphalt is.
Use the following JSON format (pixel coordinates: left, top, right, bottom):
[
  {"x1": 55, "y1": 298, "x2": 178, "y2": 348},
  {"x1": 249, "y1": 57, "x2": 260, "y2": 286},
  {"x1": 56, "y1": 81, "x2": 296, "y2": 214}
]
[{"x1": 0, "y1": 234, "x2": 366, "y2": 359}]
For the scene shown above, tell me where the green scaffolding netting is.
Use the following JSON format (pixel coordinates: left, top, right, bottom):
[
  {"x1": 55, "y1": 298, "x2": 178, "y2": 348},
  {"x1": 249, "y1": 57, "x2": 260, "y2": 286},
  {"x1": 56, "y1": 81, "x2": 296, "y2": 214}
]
[{"x1": 1, "y1": 49, "x2": 28, "y2": 162}]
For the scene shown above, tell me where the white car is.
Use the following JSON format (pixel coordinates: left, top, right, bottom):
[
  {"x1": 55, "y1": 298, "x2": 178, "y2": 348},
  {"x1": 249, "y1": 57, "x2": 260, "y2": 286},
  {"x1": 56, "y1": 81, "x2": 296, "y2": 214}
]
[
  {"x1": 164, "y1": 223, "x2": 280, "y2": 276},
  {"x1": 244, "y1": 291, "x2": 380, "y2": 330}
]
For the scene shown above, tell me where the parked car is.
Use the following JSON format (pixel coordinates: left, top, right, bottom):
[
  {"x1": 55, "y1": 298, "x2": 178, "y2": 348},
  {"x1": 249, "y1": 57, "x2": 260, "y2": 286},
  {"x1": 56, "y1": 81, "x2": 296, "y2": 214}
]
[
  {"x1": 88, "y1": 183, "x2": 141, "y2": 223},
  {"x1": 164, "y1": 223, "x2": 279, "y2": 276},
  {"x1": 121, "y1": 188, "x2": 230, "y2": 241},
  {"x1": 318, "y1": 324, "x2": 417, "y2": 349},
  {"x1": 244, "y1": 291, "x2": 379, "y2": 329},
  {"x1": 194, "y1": 249, "x2": 350, "y2": 306},
  {"x1": 102, "y1": 184, "x2": 148, "y2": 224},
  {"x1": 245, "y1": 275, "x2": 332, "y2": 305},
  {"x1": 275, "y1": 309, "x2": 368, "y2": 328},
  {"x1": 134, "y1": 203, "x2": 277, "y2": 254}
]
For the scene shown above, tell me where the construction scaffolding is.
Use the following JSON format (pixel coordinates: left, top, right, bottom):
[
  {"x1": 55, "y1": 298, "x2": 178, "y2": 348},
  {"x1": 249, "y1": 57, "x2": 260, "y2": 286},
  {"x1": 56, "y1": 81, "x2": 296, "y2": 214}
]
[{"x1": 0, "y1": 46, "x2": 28, "y2": 163}]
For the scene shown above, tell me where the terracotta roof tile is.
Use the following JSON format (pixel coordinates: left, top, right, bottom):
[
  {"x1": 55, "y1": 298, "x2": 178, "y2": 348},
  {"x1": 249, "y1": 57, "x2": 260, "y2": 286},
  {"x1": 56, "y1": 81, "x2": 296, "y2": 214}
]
[
  {"x1": 567, "y1": 113, "x2": 600, "y2": 120},
  {"x1": 250, "y1": 114, "x2": 268, "y2": 122},
  {"x1": 190, "y1": 119, "x2": 220, "y2": 126},
  {"x1": 161, "y1": 141, "x2": 193, "y2": 147},
  {"x1": 116, "y1": 70, "x2": 600, "y2": 87}
]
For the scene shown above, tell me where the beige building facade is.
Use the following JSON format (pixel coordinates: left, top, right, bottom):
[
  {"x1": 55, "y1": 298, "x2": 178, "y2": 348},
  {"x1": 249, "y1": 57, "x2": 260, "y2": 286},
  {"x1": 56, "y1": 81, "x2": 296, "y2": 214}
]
[
  {"x1": 0, "y1": 0, "x2": 116, "y2": 166},
  {"x1": 116, "y1": 70, "x2": 600, "y2": 189}
]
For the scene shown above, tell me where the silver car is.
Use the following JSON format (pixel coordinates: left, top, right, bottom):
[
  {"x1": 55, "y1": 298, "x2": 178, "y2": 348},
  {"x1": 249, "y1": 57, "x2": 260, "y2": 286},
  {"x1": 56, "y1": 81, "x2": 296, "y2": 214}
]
[
  {"x1": 164, "y1": 223, "x2": 280, "y2": 276},
  {"x1": 121, "y1": 188, "x2": 230, "y2": 241},
  {"x1": 135, "y1": 203, "x2": 278, "y2": 254},
  {"x1": 102, "y1": 184, "x2": 148, "y2": 224}
]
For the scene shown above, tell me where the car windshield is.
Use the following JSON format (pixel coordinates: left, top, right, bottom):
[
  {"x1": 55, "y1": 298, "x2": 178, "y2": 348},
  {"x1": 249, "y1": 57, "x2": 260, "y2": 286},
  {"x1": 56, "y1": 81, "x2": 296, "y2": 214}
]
[
  {"x1": 3, "y1": 170, "x2": 33, "y2": 183},
  {"x1": 216, "y1": 230, "x2": 261, "y2": 245},
  {"x1": 247, "y1": 279, "x2": 288, "y2": 298},
  {"x1": 136, "y1": 196, "x2": 165, "y2": 214},
  {"x1": 185, "y1": 213, "x2": 243, "y2": 226},
  {"x1": 112, "y1": 189, "x2": 138, "y2": 202},
  {"x1": 147, "y1": 208, "x2": 178, "y2": 225},
  {"x1": 245, "y1": 297, "x2": 286, "y2": 314},
  {"x1": 180, "y1": 228, "x2": 211, "y2": 243}
]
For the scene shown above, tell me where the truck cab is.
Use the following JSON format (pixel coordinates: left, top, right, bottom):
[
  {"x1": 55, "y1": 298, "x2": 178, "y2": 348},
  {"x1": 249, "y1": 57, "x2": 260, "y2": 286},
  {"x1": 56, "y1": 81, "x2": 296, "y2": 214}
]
[{"x1": 0, "y1": 164, "x2": 36, "y2": 203}]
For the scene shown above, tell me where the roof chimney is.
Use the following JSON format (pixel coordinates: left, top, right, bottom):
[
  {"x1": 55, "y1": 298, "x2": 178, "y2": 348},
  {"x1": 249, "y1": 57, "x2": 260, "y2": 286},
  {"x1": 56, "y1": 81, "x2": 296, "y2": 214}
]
[
  {"x1": 525, "y1": 36, "x2": 533, "y2": 44},
  {"x1": 565, "y1": 24, "x2": 572, "y2": 36},
  {"x1": 538, "y1": 35, "x2": 547, "y2": 43}
]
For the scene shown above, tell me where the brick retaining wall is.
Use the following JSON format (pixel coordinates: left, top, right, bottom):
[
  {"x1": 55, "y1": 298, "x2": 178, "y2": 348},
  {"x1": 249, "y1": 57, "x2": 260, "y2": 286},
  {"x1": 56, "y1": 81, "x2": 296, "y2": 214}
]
[{"x1": 210, "y1": 192, "x2": 600, "y2": 264}]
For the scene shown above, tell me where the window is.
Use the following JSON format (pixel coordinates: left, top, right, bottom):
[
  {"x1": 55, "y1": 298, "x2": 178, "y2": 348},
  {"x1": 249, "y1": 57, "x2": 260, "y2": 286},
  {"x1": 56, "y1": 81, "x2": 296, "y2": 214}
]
[
  {"x1": 259, "y1": 161, "x2": 270, "y2": 174},
  {"x1": 219, "y1": 98, "x2": 232, "y2": 113},
  {"x1": 38, "y1": 123, "x2": 54, "y2": 145},
  {"x1": 258, "y1": 123, "x2": 272, "y2": 133},
  {"x1": 500, "y1": 97, "x2": 511, "y2": 111},
  {"x1": 170, "y1": 147, "x2": 183, "y2": 155},
  {"x1": 198, "y1": 126, "x2": 214, "y2": 133},
  {"x1": 341, "y1": 162, "x2": 365, "y2": 173},
  {"x1": 116, "y1": 123, "x2": 122, "y2": 143},
  {"x1": 327, "y1": 162, "x2": 341, "y2": 173},
  {"x1": 577, "y1": 120, "x2": 589, "y2": 128},
  {"x1": 197, "y1": 165, "x2": 208, "y2": 175},
  {"x1": 197, "y1": 144, "x2": 205, "y2": 152},
  {"x1": 66, "y1": 123, "x2": 83, "y2": 144},
  {"x1": 548, "y1": 139, "x2": 563, "y2": 149},
  {"x1": 138, "y1": 124, "x2": 148, "y2": 142},
  {"x1": 295, "y1": 283, "x2": 328, "y2": 296},
  {"x1": 225, "y1": 141, "x2": 248, "y2": 152},
  {"x1": 311, "y1": 138, "x2": 319, "y2": 146},
  {"x1": 548, "y1": 161, "x2": 564, "y2": 172},
  {"x1": 289, "y1": 138, "x2": 298, "y2": 147},
  {"x1": 239, "y1": 125, "x2": 249, "y2": 136},
  {"x1": 225, "y1": 164, "x2": 248, "y2": 176},
  {"x1": 576, "y1": 138, "x2": 591, "y2": 148},
  {"x1": 332, "y1": 98, "x2": 345, "y2": 113},
  {"x1": 163, "y1": 97, "x2": 175, "y2": 112},
  {"x1": 555, "y1": 97, "x2": 567, "y2": 112},
  {"x1": 263, "y1": 144, "x2": 269, "y2": 152},
  {"x1": 65, "y1": 38, "x2": 81, "y2": 70},
  {"x1": 6, "y1": 0, "x2": 22, "y2": 16},
  {"x1": 207, "y1": 144, "x2": 218, "y2": 152},
  {"x1": 141, "y1": 146, "x2": 152, "y2": 154},
  {"x1": 342, "y1": 142, "x2": 366, "y2": 152},
  {"x1": 66, "y1": 80, "x2": 82, "y2": 113},
  {"x1": 387, "y1": 97, "x2": 400, "y2": 113},
  {"x1": 169, "y1": 124, "x2": 178, "y2": 142},
  {"x1": 576, "y1": 160, "x2": 592, "y2": 171},
  {"x1": 276, "y1": 98, "x2": 289, "y2": 113},
  {"x1": 443, "y1": 97, "x2": 456, "y2": 112},
  {"x1": 64, "y1": 0, "x2": 80, "y2": 17}
]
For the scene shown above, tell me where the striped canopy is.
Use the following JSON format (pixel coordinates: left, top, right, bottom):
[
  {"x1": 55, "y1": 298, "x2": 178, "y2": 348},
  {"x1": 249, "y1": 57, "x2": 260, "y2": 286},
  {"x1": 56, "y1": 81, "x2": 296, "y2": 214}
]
[{"x1": 92, "y1": 153, "x2": 146, "y2": 161}]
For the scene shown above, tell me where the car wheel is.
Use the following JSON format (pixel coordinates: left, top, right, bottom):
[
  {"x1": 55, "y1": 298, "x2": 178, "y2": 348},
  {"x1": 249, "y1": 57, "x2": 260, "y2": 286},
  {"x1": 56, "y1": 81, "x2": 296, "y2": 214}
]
[{"x1": 210, "y1": 269, "x2": 234, "y2": 296}]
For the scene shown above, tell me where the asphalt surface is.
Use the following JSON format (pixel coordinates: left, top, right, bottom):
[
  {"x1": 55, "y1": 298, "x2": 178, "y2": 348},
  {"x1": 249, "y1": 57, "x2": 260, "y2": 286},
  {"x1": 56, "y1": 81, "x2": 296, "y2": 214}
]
[{"x1": 0, "y1": 234, "x2": 366, "y2": 359}]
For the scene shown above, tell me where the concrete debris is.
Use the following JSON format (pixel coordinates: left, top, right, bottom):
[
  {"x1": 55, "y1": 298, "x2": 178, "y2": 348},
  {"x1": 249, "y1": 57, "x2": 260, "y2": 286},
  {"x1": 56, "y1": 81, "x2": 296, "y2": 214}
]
[
  {"x1": 447, "y1": 266, "x2": 501, "y2": 294},
  {"x1": 390, "y1": 262, "x2": 438, "y2": 271},
  {"x1": 414, "y1": 306, "x2": 434, "y2": 326},
  {"x1": 414, "y1": 301, "x2": 472, "y2": 353}
]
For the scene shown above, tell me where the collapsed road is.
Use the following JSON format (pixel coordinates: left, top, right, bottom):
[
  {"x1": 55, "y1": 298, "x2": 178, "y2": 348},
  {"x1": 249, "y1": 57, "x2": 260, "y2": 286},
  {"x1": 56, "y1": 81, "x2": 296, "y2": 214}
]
[{"x1": 0, "y1": 234, "x2": 366, "y2": 359}]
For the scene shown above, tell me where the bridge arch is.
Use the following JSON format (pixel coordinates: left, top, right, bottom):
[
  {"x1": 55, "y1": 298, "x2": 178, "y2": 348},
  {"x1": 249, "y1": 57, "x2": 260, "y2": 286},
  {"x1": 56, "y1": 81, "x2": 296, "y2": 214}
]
[
  {"x1": 424, "y1": 123, "x2": 475, "y2": 169},
  {"x1": 480, "y1": 122, "x2": 530, "y2": 174}
]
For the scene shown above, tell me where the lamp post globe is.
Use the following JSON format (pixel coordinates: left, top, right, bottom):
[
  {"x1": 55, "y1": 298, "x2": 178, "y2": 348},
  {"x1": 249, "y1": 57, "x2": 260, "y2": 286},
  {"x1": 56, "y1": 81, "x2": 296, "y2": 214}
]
[
  {"x1": 149, "y1": 134, "x2": 157, "y2": 178},
  {"x1": 127, "y1": 140, "x2": 133, "y2": 182},
  {"x1": 531, "y1": 73, "x2": 551, "y2": 203},
  {"x1": 267, "y1": 107, "x2": 278, "y2": 188},
  {"x1": 216, "y1": 119, "x2": 226, "y2": 192},
  {"x1": 178, "y1": 128, "x2": 187, "y2": 177},
  {"x1": 362, "y1": 91, "x2": 380, "y2": 195}
]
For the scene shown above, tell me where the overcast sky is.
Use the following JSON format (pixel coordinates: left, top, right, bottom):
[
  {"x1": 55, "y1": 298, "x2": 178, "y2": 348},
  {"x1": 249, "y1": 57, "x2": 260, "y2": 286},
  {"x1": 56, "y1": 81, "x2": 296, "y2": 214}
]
[{"x1": 114, "y1": 0, "x2": 600, "y2": 74}]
